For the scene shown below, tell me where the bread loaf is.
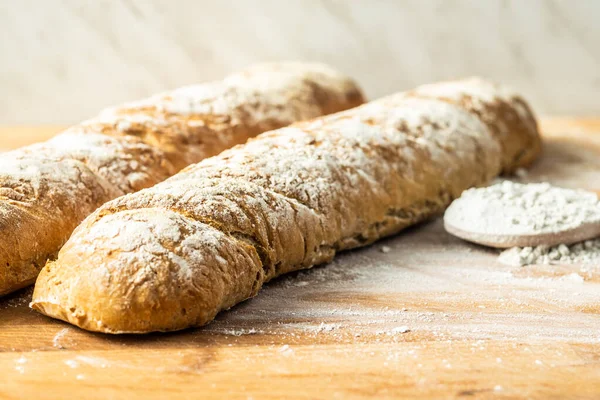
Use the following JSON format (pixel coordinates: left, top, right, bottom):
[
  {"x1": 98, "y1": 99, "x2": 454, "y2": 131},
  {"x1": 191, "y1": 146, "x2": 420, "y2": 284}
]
[
  {"x1": 0, "y1": 62, "x2": 364, "y2": 296},
  {"x1": 31, "y1": 78, "x2": 541, "y2": 333}
]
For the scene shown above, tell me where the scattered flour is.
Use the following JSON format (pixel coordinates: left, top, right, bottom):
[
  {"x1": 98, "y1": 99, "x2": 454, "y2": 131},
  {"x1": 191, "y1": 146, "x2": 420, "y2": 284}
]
[
  {"x1": 278, "y1": 344, "x2": 294, "y2": 357},
  {"x1": 445, "y1": 181, "x2": 600, "y2": 236},
  {"x1": 74, "y1": 355, "x2": 110, "y2": 368},
  {"x1": 65, "y1": 359, "x2": 79, "y2": 369},
  {"x1": 391, "y1": 326, "x2": 410, "y2": 334},
  {"x1": 377, "y1": 326, "x2": 411, "y2": 335},
  {"x1": 14, "y1": 356, "x2": 27, "y2": 374},
  {"x1": 216, "y1": 328, "x2": 259, "y2": 336},
  {"x1": 499, "y1": 239, "x2": 600, "y2": 266},
  {"x1": 312, "y1": 323, "x2": 342, "y2": 333},
  {"x1": 53, "y1": 328, "x2": 71, "y2": 349},
  {"x1": 1, "y1": 288, "x2": 32, "y2": 309}
]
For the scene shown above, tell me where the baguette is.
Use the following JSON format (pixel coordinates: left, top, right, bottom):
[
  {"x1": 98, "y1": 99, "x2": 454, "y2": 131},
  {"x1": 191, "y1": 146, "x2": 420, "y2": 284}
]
[
  {"x1": 0, "y1": 62, "x2": 364, "y2": 296},
  {"x1": 31, "y1": 78, "x2": 541, "y2": 333}
]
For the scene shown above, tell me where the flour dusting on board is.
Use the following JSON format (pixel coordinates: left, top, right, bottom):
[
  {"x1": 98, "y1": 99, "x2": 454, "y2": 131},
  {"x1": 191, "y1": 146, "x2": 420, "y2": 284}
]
[
  {"x1": 1, "y1": 289, "x2": 31, "y2": 309},
  {"x1": 499, "y1": 239, "x2": 600, "y2": 266},
  {"x1": 53, "y1": 328, "x2": 72, "y2": 349},
  {"x1": 197, "y1": 219, "x2": 600, "y2": 344}
]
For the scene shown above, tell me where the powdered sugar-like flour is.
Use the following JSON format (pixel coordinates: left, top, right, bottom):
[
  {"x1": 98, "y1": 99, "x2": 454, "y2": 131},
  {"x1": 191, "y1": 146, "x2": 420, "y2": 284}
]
[
  {"x1": 499, "y1": 239, "x2": 600, "y2": 266},
  {"x1": 445, "y1": 181, "x2": 600, "y2": 236},
  {"x1": 445, "y1": 181, "x2": 600, "y2": 266}
]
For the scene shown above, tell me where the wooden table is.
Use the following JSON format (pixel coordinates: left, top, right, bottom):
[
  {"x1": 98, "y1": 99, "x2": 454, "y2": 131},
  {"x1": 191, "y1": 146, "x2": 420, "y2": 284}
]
[{"x1": 1, "y1": 119, "x2": 600, "y2": 399}]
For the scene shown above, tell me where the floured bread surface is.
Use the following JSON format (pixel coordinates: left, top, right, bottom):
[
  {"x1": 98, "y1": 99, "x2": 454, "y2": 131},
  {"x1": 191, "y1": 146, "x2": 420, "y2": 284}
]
[
  {"x1": 411, "y1": 77, "x2": 540, "y2": 173},
  {"x1": 31, "y1": 78, "x2": 542, "y2": 333},
  {"x1": 91, "y1": 62, "x2": 364, "y2": 170},
  {"x1": 0, "y1": 62, "x2": 364, "y2": 296}
]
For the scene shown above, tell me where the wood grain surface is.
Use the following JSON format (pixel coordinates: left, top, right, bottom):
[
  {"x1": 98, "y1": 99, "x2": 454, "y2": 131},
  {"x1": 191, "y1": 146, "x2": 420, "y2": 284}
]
[{"x1": 1, "y1": 119, "x2": 600, "y2": 399}]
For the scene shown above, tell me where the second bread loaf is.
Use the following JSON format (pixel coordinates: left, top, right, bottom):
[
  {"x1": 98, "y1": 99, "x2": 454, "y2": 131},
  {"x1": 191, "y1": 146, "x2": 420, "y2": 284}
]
[
  {"x1": 31, "y1": 78, "x2": 541, "y2": 333},
  {"x1": 0, "y1": 62, "x2": 364, "y2": 296}
]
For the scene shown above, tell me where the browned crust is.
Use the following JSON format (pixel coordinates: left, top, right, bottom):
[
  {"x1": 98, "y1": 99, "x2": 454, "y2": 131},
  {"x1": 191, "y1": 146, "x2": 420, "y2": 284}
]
[
  {"x1": 0, "y1": 62, "x2": 365, "y2": 296},
  {"x1": 31, "y1": 78, "x2": 542, "y2": 333}
]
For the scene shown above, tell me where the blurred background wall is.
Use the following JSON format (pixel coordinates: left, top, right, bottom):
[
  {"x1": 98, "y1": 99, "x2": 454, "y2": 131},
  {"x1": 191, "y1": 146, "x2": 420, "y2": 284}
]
[{"x1": 1, "y1": 0, "x2": 598, "y2": 123}]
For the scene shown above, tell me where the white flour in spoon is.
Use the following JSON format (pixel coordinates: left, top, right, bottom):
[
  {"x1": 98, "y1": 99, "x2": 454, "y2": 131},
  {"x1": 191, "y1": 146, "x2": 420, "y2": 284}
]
[
  {"x1": 445, "y1": 181, "x2": 600, "y2": 236},
  {"x1": 445, "y1": 181, "x2": 600, "y2": 266}
]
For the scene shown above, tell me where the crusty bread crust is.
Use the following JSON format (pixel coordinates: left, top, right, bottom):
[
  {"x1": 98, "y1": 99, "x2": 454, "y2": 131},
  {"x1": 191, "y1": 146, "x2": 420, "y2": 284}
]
[
  {"x1": 0, "y1": 62, "x2": 364, "y2": 296},
  {"x1": 31, "y1": 78, "x2": 541, "y2": 333}
]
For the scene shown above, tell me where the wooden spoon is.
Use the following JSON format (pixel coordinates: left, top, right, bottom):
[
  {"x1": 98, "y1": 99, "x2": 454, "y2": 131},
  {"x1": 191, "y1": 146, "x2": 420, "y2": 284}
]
[
  {"x1": 444, "y1": 182, "x2": 600, "y2": 249},
  {"x1": 444, "y1": 218, "x2": 600, "y2": 249}
]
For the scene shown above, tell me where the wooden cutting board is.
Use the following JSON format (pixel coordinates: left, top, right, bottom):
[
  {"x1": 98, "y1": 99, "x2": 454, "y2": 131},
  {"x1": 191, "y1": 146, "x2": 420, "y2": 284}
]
[{"x1": 1, "y1": 119, "x2": 600, "y2": 399}]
